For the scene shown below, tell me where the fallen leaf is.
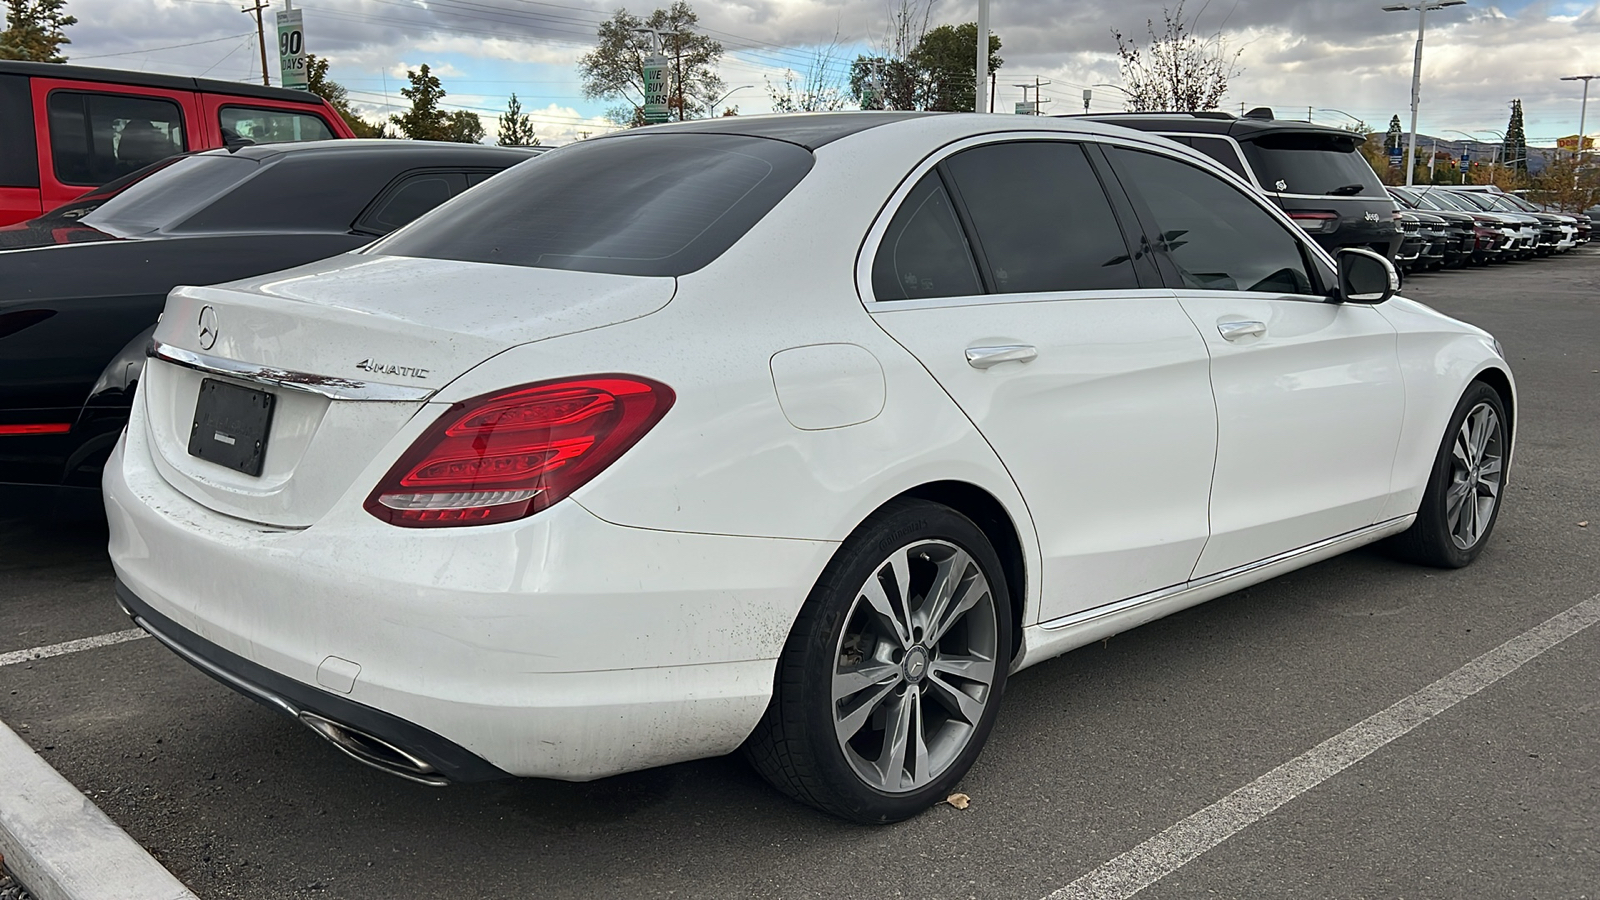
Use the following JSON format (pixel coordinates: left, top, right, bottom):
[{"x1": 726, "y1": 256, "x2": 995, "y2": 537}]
[
  {"x1": 1580, "y1": 521, "x2": 1590, "y2": 528},
  {"x1": 946, "y1": 792, "x2": 970, "y2": 810}
]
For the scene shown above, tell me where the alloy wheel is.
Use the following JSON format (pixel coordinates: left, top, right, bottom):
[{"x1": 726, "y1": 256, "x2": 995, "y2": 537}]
[
  {"x1": 831, "y1": 540, "x2": 999, "y2": 794},
  {"x1": 1446, "y1": 401, "x2": 1504, "y2": 550}
]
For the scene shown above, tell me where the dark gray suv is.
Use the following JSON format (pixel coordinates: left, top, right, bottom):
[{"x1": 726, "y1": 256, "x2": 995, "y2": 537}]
[{"x1": 1076, "y1": 108, "x2": 1403, "y2": 260}]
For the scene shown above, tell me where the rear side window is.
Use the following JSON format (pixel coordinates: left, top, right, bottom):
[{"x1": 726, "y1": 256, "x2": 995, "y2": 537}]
[
  {"x1": 872, "y1": 172, "x2": 982, "y2": 300},
  {"x1": 48, "y1": 91, "x2": 187, "y2": 186},
  {"x1": 220, "y1": 106, "x2": 335, "y2": 145},
  {"x1": 1184, "y1": 136, "x2": 1250, "y2": 181},
  {"x1": 355, "y1": 171, "x2": 467, "y2": 235},
  {"x1": 1240, "y1": 132, "x2": 1384, "y2": 197},
  {"x1": 942, "y1": 141, "x2": 1137, "y2": 294},
  {"x1": 1109, "y1": 147, "x2": 1316, "y2": 296},
  {"x1": 374, "y1": 133, "x2": 814, "y2": 276}
]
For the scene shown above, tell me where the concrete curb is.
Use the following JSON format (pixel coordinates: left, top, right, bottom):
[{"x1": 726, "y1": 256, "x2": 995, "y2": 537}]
[{"x1": 0, "y1": 718, "x2": 197, "y2": 900}]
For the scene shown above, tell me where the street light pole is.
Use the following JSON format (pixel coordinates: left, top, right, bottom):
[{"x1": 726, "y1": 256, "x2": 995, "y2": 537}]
[
  {"x1": 1382, "y1": 1, "x2": 1467, "y2": 187},
  {"x1": 708, "y1": 84, "x2": 752, "y2": 119},
  {"x1": 1561, "y1": 75, "x2": 1597, "y2": 160}
]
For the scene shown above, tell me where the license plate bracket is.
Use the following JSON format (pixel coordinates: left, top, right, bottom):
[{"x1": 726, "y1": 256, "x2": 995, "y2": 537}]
[{"x1": 188, "y1": 378, "x2": 275, "y2": 476}]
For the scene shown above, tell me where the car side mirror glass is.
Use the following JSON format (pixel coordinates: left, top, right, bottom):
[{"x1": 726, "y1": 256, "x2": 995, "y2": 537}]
[{"x1": 1335, "y1": 248, "x2": 1398, "y2": 304}]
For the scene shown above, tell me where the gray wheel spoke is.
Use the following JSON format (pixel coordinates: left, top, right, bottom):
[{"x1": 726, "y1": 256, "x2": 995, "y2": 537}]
[
  {"x1": 929, "y1": 652, "x2": 995, "y2": 689},
  {"x1": 833, "y1": 662, "x2": 901, "y2": 703},
  {"x1": 875, "y1": 688, "x2": 916, "y2": 787},
  {"x1": 1478, "y1": 457, "x2": 1503, "y2": 481},
  {"x1": 859, "y1": 575, "x2": 912, "y2": 650},
  {"x1": 834, "y1": 676, "x2": 901, "y2": 745},
  {"x1": 923, "y1": 555, "x2": 983, "y2": 645},
  {"x1": 925, "y1": 670, "x2": 987, "y2": 725}
]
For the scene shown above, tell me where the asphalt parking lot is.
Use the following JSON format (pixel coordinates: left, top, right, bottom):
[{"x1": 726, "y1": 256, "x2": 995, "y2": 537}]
[{"x1": 3, "y1": 251, "x2": 1598, "y2": 900}]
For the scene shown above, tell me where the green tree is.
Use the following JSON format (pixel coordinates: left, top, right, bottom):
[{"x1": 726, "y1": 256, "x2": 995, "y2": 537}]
[
  {"x1": 304, "y1": 55, "x2": 386, "y2": 138},
  {"x1": 578, "y1": 1, "x2": 724, "y2": 126},
  {"x1": 390, "y1": 65, "x2": 482, "y2": 142},
  {"x1": 847, "y1": 22, "x2": 1002, "y2": 112},
  {"x1": 496, "y1": 92, "x2": 540, "y2": 146},
  {"x1": 1505, "y1": 99, "x2": 1528, "y2": 175},
  {"x1": 1384, "y1": 114, "x2": 1404, "y2": 152},
  {"x1": 1112, "y1": 0, "x2": 1244, "y2": 112},
  {"x1": 0, "y1": 0, "x2": 76, "y2": 62}
]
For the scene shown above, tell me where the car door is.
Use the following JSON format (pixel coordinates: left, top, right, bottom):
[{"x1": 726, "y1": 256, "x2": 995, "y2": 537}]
[
  {"x1": 32, "y1": 78, "x2": 194, "y2": 212},
  {"x1": 864, "y1": 137, "x2": 1218, "y2": 622},
  {"x1": 1102, "y1": 145, "x2": 1406, "y2": 578}
]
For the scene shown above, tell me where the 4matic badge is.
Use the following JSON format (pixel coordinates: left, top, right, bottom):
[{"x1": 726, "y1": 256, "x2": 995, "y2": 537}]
[{"x1": 356, "y1": 358, "x2": 431, "y2": 379}]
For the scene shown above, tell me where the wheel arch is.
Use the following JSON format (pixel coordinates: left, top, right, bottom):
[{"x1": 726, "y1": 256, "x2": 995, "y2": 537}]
[
  {"x1": 1471, "y1": 365, "x2": 1515, "y2": 442},
  {"x1": 895, "y1": 480, "x2": 1028, "y2": 662}
]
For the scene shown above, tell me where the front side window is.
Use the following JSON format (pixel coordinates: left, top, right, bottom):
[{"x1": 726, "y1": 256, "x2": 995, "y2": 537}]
[
  {"x1": 374, "y1": 133, "x2": 814, "y2": 277},
  {"x1": 219, "y1": 106, "x2": 335, "y2": 145},
  {"x1": 871, "y1": 171, "x2": 981, "y2": 300},
  {"x1": 941, "y1": 141, "x2": 1138, "y2": 294},
  {"x1": 1109, "y1": 147, "x2": 1316, "y2": 295},
  {"x1": 48, "y1": 91, "x2": 187, "y2": 186}
]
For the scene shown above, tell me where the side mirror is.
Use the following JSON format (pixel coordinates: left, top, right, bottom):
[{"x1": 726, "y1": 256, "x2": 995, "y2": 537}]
[{"x1": 1335, "y1": 247, "x2": 1399, "y2": 304}]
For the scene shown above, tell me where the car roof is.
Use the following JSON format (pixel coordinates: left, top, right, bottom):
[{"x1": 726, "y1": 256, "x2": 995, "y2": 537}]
[
  {"x1": 1071, "y1": 110, "x2": 1367, "y2": 143},
  {"x1": 197, "y1": 139, "x2": 541, "y2": 164},
  {"x1": 0, "y1": 59, "x2": 331, "y2": 105},
  {"x1": 595, "y1": 111, "x2": 1198, "y2": 152}
]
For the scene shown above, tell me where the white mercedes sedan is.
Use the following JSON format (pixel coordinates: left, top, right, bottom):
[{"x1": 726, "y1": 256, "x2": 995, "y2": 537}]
[{"x1": 106, "y1": 113, "x2": 1514, "y2": 823}]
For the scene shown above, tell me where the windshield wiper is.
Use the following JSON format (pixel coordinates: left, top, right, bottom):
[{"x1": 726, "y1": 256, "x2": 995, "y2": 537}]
[{"x1": 1328, "y1": 184, "x2": 1366, "y2": 196}]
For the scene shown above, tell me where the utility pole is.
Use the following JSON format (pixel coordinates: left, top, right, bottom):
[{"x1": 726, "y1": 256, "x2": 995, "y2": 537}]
[
  {"x1": 975, "y1": 0, "x2": 990, "y2": 112},
  {"x1": 242, "y1": 0, "x2": 271, "y2": 86}
]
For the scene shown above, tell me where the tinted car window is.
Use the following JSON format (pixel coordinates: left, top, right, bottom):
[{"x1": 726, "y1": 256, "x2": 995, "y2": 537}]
[
  {"x1": 48, "y1": 91, "x2": 187, "y2": 186},
  {"x1": 872, "y1": 171, "x2": 982, "y2": 301},
  {"x1": 1109, "y1": 147, "x2": 1316, "y2": 295},
  {"x1": 374, "y1": 134, "x2": 814, "y2": 276},
  {"x1": 940, "y1": 141, "x2": 1137, "y2": 294},
  {"x1": 1239, "y1": 132, "x2": 1384, "y2": 197},
  {"x1": 220, "y1": 106, "x2": 335, "y2": 145},
  {"x1": 77, "y1": 155, "x2": 259, "y2": 236},
  {"x1": 1186, "y1": 136, "x2": 1251, "y2": 180},
  {"x1": 356, "y1": 172, "x2": 465, "y2": 234}
]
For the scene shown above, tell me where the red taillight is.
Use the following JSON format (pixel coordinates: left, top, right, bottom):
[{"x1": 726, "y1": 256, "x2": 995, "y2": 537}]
[
  {"x1": 365, "y1": 376, "x2": 675, "y2": 528},
  {"x1": 1288, "y1": 211, "x2": 1339, "y2": 234},
  {"x1": 0, "y1": 423, "x2": 71, "y2": 435}
]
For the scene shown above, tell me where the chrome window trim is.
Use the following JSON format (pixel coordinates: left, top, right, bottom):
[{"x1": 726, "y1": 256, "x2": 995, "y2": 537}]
[{"x1": 149, "y1": 339, "x2": 437, "y2": 402}]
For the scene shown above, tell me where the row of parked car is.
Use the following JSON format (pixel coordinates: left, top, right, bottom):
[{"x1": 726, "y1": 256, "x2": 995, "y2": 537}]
[{"x1": 1390, "y1": 185, "x2": 1589, "y2": 271}]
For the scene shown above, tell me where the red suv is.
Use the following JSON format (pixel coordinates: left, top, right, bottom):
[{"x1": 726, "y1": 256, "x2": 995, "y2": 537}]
[{"x1": 1, "y1": 60, "x2": 355, "y2": 226}]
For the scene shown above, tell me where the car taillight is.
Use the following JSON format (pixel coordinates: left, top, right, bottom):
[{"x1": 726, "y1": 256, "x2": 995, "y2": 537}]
[
  {"x1": 1288, "y1": 211, "x2": 1340, "y2": 233},
  {"x1": 365, "y1": 376, "x2": 675, "y2": 527}
]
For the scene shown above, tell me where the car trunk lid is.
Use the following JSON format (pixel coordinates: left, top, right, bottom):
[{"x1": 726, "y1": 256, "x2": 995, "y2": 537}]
[{"x1": 141, "y1": 253, "x2": 675, "y2": 527}]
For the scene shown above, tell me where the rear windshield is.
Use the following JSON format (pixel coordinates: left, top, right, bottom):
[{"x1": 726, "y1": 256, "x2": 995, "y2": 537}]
[
  {"x1": 372, "y1": 133, "x2": 814, "y2": 276},
  {"x1": 1240, "y1": 132, "x2": 1385, "y2": 197},
  {"x1": 80, "y1": 155, "x2": 259, "y2": 236}
]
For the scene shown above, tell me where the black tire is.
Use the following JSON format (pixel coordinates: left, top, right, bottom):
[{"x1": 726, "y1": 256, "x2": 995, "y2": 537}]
[
  {"x1": 1385, "y1": 381, "x2": 1509, "y2": 568},
  {"x1": 743, "y1": 498, "x2": 1013, "y2": 824}
]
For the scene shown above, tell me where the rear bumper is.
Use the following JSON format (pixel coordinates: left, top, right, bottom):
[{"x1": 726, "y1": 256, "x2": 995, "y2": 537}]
[
  {"x1": 105, "y1": 411, "x2": 835, "y2": 782},
  {"x1": 117, "y1": 580, "x2": 509, "y2": 784}
]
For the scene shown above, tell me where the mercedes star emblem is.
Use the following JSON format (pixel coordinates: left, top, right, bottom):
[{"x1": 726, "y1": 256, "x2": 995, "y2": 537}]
[{"x1": 197, "y1": 306, "x2": 219, "y2": 350}]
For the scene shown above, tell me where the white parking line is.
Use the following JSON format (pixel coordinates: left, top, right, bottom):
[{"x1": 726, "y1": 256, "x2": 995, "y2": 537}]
[
  {"x1": 0, "y1": 629, "x2": 148, "y2": 668},
  {"x1": 1044, "y1": 592, "x2": 1600, "y2": 900}
]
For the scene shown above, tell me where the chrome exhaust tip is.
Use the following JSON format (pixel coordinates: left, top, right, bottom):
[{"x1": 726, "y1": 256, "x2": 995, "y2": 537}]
[{"x1": 299, "y1": 712, "x2": 449, "y2": 787}]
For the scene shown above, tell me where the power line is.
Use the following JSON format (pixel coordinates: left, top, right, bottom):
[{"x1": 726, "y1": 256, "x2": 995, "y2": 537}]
[{"x1": 73, "y1": 32, "x2": 255, "y2": 60}]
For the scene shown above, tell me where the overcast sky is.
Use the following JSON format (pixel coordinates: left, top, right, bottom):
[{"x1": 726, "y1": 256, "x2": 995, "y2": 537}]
[{"x1": 56, "y1": 0, "x2": 1600, "y2": 144}]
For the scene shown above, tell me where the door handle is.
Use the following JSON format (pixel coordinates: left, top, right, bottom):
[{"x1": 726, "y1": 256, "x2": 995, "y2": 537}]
[
  {"x1": 965, "y1": 344, "x2": 1038, "y2": 369},
  {"x1": 1217, "y1": 320, "x2": 1267, "y2": 341}
]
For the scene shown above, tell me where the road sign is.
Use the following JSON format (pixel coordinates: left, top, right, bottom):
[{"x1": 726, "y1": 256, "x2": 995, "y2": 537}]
[
  {"x1": 276, "y1": 8, "x2": 307, "y2": 91},
  {"x1": 642, "y1": 55, "x2": 670, "y2": 124},
  {"x1": 1388, "y1": 146, "x2": 1403, "y2": 168}
]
